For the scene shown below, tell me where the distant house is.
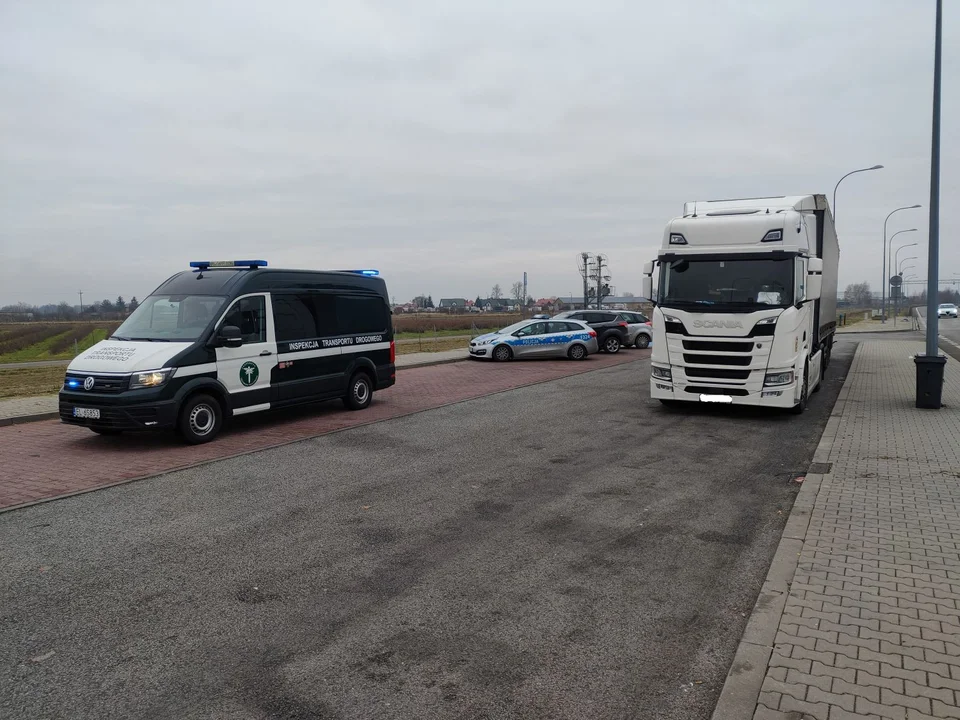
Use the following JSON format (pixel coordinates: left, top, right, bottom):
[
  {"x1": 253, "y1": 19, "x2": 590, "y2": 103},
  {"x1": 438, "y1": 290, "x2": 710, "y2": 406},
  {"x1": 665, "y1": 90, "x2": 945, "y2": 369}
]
[
  {"x1": 480, "y1": 298, "x2": 518, "y2": 313},
  {"x1": 438, "y1": 298, "x2": 468, "y2": 313}
]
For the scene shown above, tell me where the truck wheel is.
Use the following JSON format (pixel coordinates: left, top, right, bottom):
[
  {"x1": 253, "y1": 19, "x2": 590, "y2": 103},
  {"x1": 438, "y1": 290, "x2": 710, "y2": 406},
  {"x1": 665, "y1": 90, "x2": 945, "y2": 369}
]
[
  {"x1": 343, "y1": 372, "x2": 373, "y2": 410},
  {"x1": 492, "y1": 345, "x2": 512, "y2": 362},
  {"x1": 635, "y1": 334, "x2": 650, "y2": 349},
  {"x1": 791, "y1": 364, "x2": 808, "y2": 414},
  {"x1": 603, "y1": 336, "x2": 621, "y2": 354},
  {"x1": 567, "y1": 344, "x2": 587, "y2": 361},
  {"x1": 178, "y1": 393, "x2": 223, "y2": 444}
]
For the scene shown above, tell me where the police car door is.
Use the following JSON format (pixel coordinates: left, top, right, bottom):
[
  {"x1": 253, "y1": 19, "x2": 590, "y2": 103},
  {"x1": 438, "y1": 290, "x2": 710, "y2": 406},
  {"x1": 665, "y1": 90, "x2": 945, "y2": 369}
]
[
  {"x1": 214, "y1": 294, "x2": 278, "y2": 415},
  {"x1": 512, "y1": 321, "x2": 548, "y2": 357}
]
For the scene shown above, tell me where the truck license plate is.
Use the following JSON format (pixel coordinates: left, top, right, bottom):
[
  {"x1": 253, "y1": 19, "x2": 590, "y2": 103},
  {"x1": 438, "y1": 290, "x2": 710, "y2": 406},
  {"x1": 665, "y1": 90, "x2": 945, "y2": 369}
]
[
  {"x1": 73, "y1": 407, "x2": 101, "y2": 419},
  {"x1": 699, "y1": 394, "x2": 732, "y2": 404}
]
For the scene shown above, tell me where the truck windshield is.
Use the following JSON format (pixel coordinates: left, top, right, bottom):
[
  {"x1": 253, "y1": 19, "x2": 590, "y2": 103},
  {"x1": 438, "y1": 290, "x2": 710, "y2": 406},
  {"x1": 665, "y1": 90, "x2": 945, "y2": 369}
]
[
  {"x1": 112, "y1": 295, "x2": 227, "y2": 341},
  {"x1": 660, "y1": 257, "x2": 795, "y2": 309}
]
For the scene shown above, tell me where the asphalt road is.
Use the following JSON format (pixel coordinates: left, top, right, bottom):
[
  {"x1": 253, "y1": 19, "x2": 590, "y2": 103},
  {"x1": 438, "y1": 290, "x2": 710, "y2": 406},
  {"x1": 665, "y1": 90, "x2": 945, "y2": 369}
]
[{"x1": 0, "y1": 338, "x2": 857, "y2": 720}]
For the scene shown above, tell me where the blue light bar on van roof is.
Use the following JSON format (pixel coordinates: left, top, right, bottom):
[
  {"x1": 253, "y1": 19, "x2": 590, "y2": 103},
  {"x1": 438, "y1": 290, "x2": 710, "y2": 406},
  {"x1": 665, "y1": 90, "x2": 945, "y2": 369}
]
[
  {"x1": 335, "y1": 269, "x2": 380, "y2": 276},
  {"x1": 190, "y1": 260, "x2": 268, "y2": 270}
]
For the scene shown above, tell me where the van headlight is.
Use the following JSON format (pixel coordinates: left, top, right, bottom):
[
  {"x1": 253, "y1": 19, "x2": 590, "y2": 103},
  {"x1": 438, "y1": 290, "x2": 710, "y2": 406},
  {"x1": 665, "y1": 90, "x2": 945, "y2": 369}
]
[
  {"x1": 652, "y1": 366, "x2": 672, "y2": 380},
  {"x1": 130, "y1": 369, "x2": 171, "y2": 389},
  {"x1": 764, "y1": 370, "x2": 794, "y2": 387}
]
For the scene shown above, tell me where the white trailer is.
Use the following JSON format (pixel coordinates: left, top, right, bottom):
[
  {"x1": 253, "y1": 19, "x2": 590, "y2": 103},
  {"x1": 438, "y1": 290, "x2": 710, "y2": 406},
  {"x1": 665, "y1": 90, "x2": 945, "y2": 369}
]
[{"x1": 641, "y1": 194, "x2": 839, "y2": 412}]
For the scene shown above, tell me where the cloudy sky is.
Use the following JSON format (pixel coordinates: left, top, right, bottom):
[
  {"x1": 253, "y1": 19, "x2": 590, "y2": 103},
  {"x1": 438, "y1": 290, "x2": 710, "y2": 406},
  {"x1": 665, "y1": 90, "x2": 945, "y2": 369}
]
[{"x1": 1, "y1": 0, "x2": 956, "y2": 306}]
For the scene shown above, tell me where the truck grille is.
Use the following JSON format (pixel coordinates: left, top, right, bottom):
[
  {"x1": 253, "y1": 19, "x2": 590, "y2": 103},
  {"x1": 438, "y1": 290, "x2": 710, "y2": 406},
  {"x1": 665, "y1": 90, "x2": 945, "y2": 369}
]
[
  {"x1": 684, "y1": 367, "x2": 750, "y2": 380},
  {"x1": 682, "y1": 354, "x2": 751, "y2": 366},
  {"x1": 683, "y1": 340, "x2": 753, "y2": 353}
]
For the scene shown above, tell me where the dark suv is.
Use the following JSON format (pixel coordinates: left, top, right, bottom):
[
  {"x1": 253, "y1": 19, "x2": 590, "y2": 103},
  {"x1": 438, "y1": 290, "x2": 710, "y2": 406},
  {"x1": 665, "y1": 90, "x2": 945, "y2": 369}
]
[{"x1": 552, "y1": 310, "x2": 629, "y2": 353}]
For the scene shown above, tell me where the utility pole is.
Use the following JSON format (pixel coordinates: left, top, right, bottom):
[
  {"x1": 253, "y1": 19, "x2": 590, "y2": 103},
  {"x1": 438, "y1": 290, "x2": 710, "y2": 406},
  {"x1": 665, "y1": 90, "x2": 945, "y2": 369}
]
[
  {"x1": 578, "y1": 253, "x2": 592, "y2": 310},
  {"x1": 78, "y1": 290, "x2": 83, "y2": 315},
  {"x1": 916, "y1": 0, "x2": 944, "y2": 408},
  {"x1": 595, "y1": 255, "x2": 604, "y2": 309}
]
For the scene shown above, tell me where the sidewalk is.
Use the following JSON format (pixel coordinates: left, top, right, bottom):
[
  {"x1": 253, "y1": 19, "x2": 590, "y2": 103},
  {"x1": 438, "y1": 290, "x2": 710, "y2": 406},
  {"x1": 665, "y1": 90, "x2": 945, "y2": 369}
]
[
  {"x1": 714, "y1": 340, "x2": 960, "y2": 720},
  {"x1": 838, "y1": 319, "x2": 918, "y2": 334},
  {"x1": 0, "y1": 349, "x2": 469, "y2": 424}
]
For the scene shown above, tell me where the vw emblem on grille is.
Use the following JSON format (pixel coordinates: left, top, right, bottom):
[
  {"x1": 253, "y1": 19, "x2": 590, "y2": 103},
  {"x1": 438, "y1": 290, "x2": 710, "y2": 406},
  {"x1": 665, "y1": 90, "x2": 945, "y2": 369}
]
[{"x1": 83, "y1": 377, "x2": 95, "y2": 391}]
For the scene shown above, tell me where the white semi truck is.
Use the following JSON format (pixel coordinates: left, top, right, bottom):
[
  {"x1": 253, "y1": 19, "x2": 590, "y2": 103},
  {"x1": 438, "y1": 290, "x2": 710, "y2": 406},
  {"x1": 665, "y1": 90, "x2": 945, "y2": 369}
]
[{"x1": 641, "y1": 194, "x2": 839, "y2": 412}]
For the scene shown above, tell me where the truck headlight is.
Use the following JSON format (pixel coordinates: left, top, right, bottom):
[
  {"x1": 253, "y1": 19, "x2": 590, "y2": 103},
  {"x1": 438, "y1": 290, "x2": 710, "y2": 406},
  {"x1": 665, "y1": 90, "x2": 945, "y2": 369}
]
[
  {"x1": 130, "y1": 369, "x2": 171, "y2": 389},
  {"x1": 652, "y1": 366, "x2": 672, "y2": 380},
  {"x1": 764, "y1": 370, "x2": 794, "y2": 387}
]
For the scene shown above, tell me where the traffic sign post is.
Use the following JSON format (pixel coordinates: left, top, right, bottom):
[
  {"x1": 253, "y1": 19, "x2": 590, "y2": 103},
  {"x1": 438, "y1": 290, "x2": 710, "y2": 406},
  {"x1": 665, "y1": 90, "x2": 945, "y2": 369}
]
[{"x1": 890, "y1": 276, "x2": 903, "y2": 322}]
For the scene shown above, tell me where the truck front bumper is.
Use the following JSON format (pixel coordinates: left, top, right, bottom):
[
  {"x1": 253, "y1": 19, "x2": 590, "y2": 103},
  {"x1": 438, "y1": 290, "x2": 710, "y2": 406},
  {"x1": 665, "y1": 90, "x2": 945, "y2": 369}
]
[{"x1": 650, "y1": 378, "x2": 798, "y2": 409}]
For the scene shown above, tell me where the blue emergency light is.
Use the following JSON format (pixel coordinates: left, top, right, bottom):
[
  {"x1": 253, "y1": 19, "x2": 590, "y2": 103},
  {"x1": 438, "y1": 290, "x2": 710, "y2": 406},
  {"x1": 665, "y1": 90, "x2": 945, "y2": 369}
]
[
  {"x1": 339, "y1": 269, "x2": 380, "y2": 276},
  {"x1": 190, "y1": 260, "x2": 268, "y2": 271}
]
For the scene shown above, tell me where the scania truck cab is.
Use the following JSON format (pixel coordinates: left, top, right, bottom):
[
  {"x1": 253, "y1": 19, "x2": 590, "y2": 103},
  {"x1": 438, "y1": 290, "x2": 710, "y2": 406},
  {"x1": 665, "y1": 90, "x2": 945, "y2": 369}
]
[{"x1": 641, "y1": 195, "x2": 839, "y2": 412}]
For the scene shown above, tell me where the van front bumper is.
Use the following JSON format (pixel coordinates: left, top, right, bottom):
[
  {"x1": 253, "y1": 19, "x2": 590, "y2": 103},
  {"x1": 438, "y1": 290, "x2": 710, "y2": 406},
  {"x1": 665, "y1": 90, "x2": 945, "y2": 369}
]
[{"x1": 59, "y1": 391, "x2": 179, "y2": 431}]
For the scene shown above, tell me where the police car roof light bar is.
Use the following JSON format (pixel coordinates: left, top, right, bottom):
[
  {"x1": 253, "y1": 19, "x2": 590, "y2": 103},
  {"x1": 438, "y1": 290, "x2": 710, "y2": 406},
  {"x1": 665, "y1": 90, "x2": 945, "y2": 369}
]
[
  {"x1": 338, "y1": 269, "x2": 380, "y2": 276},
  {"x1": 189, "y1": 260, "x2": 268, "y2": 271}
]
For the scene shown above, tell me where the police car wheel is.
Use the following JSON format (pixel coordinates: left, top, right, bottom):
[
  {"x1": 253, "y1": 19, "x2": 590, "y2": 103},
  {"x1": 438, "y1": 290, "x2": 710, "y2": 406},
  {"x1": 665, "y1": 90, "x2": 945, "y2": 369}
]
[
  {"x1": 603, "y1": 336, "x2": 621, "y2": 354},
  {"x1": 492, "y1": 345, "x2": 512, "y2": 362},
  {"x1": 179, "y1": 394, "x2": 222, "y2": 444},
  {"x1": 567, "y1": 344, "x2": 587, "y2": 361},
  {"x1": 344, "y1": 372, "x2": 373, "y2": 410},
  {"x1": 635, "y1": 334, "x2": 650, "y2": 349}
]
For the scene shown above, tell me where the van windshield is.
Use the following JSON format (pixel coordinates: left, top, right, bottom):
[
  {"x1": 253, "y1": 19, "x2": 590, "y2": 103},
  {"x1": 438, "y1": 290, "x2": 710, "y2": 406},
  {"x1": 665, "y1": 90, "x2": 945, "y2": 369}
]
[{"x1": 113, "y1": 295, "x2": 227, "y2": 341}]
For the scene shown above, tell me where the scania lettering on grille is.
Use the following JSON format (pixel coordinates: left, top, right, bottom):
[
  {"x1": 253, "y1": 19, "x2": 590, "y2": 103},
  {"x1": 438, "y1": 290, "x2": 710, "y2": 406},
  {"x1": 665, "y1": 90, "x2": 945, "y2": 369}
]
[{"x1": 692, "y1": 319, "x2": 744, "y2": 329}]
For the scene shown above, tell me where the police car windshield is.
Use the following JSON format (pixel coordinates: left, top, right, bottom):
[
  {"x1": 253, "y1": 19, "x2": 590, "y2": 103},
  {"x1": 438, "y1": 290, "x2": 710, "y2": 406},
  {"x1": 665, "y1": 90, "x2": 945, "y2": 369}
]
[{"x1": 113, "y1": 295, "x2": 227, "y2": 341}]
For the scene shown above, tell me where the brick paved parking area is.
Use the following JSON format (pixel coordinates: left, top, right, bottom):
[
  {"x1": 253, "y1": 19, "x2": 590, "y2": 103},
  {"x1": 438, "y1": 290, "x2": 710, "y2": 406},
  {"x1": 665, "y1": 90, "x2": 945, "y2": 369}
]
[
  {"x1": 753, "y1": 341, "x2": 960, "y2": 720},
  {"x1": 0, "y1": 353, "x2": 642, "y2": 511}
]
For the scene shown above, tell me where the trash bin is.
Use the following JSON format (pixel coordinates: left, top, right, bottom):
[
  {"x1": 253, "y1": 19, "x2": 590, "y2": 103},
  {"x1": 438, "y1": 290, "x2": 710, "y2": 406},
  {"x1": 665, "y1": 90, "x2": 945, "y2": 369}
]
[{"x1": 915, "y1": 354, "x2": 947, "y2": 409}]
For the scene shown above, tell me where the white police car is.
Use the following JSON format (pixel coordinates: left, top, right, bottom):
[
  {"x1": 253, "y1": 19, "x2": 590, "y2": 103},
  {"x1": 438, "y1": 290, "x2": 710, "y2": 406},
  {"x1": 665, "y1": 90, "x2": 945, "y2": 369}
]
[{"x1": 469, "y1": 319, "x2": 598, "y2": 361}]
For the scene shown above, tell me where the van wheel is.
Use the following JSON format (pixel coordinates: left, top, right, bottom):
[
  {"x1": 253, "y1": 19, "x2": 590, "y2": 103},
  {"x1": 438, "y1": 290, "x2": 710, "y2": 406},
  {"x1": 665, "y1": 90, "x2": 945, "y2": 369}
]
[
  {"x1": 567, "y1": 344, "x2": 587, "y2": 361},
  {"x1": 179, "y1": 393, "x2": 222, "y2": 444},
  {"x1": 635, "y1": 334, "x2": 651, "y2": 349},
  {"x1": 344, "y1": 372, "x2": 373, "y2": 410}
]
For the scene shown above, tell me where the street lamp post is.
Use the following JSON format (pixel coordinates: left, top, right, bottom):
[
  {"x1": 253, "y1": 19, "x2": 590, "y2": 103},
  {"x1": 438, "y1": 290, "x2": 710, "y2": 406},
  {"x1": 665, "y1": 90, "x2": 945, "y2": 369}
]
[
  {"x1": 882, "y1": 210, "x2": 922, "y2": 322},
  {"x1": 917, "y1": 0, "x2": 944, "y2": 408},
  {"x1": 833, "y1": 164, "x2": 884, "y2": 223},
  {"x1": 899, "y1": 258, "x2": 917, "y2": 274},
  {"x1": 893, "y1": 241, "x2": 919, "y2": 277}
]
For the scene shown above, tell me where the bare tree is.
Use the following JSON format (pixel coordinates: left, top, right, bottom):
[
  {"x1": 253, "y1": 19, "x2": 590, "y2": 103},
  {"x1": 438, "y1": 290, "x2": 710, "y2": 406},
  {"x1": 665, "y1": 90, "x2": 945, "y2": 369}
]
[
  {"x1": 510, "y1": 281, "x2": 524, "y2": 305},
  {"x1": 490, "y1": 284, "x2": 503, "y2": 300},
  {"x1": 843, "y1": 282, "x2": 872, "y2": 307}
]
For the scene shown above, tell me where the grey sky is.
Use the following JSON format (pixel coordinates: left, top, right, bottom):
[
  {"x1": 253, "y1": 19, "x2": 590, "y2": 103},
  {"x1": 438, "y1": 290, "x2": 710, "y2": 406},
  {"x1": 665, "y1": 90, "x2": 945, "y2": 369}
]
[{"x1": 1, "y1": 0, "x2": 955, "y2": 305}]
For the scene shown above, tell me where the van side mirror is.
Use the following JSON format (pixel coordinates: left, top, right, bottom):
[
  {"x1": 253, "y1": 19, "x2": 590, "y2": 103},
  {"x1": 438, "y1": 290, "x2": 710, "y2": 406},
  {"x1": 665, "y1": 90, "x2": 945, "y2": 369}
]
[{"x1": 216, "y1": 325, "x2": 243, "y2": 348}]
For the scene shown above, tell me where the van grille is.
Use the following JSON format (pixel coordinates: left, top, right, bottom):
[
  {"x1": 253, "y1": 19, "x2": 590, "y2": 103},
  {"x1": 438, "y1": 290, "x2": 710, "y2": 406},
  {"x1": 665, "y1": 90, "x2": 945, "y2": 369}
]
[{"x1": 64, "y1": 374, "x2": 129, "y2": 394}]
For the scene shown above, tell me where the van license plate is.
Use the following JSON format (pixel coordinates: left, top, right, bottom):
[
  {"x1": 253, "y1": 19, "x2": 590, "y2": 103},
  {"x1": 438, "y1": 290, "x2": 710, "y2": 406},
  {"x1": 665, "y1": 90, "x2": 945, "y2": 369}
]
[
  {"x1": 73, "y1": 408, "x2": 101, "y2": 419},
  {"x1": 699, "y1": 394, "x2": 732, "y2": 403}
]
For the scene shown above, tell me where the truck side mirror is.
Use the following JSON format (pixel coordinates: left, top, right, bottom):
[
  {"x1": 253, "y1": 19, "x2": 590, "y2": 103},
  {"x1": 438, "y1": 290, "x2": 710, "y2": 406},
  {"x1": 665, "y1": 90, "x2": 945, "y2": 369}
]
[
  {"x1": 641, "y1": 276, "x2": 653, "y2": 301},
  {"x1": 642, "y1": 261, "x2": 654, "y2": 275},
  {"x1": 806, "y1": 275, "x2": 822, "y2": 301},
  {"x1": 216, "y1": 325, "x2": 243, "y2": 348}
]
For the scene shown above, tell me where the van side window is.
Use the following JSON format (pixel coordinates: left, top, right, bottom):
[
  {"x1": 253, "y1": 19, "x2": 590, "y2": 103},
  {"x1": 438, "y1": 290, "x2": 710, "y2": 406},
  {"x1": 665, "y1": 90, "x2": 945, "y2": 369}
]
[
  {"x1": 336, "y1": 296, "x2": 387, "y2": 334},
  {"x1": 222, "y1": 296, "x2": 266, "y2": 343},
  {"x1": 273, "y1": 295, "x2": 319, "y2": 342}
]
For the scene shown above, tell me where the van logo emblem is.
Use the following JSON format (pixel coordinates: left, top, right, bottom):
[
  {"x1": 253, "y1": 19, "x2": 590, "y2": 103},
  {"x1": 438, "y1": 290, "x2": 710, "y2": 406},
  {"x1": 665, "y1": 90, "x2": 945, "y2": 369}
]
[
  {"x1": 83, "y1": 377, "x2": 95, "y2": 391},
  {"x1": 239, "y1": 362, "x2": 259, "y2": 387}
]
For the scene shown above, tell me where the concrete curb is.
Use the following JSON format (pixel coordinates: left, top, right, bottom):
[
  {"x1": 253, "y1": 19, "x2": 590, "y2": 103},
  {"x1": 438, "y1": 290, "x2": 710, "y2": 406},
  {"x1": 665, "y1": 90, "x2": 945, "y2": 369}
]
[
  {"x1": 0, "y1": 411, "x2": 59, "y2": 427},
  {"x1": 0, "y1": 356, "x2": 471, "y2": 427},
  {"x1": 709, "y1": 343, "x2": 859, "y2": 720}
]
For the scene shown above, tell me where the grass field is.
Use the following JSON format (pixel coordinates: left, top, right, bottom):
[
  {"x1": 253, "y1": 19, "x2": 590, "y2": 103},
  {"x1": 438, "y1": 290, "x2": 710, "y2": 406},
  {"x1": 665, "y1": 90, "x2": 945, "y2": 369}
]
[
  {"x1": 0, "y1": 322, "x2": 120, "y2": 364},
  {"x1": 0, "y1": 366, "x2": 66, "y2": 400}
]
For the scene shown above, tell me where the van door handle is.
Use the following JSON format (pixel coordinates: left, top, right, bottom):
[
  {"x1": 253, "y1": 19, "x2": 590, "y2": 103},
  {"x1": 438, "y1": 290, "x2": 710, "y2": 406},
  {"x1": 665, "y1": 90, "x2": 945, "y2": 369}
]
[{"x1": 259, "y1": 350, "x2": 273, "y2": 356}]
